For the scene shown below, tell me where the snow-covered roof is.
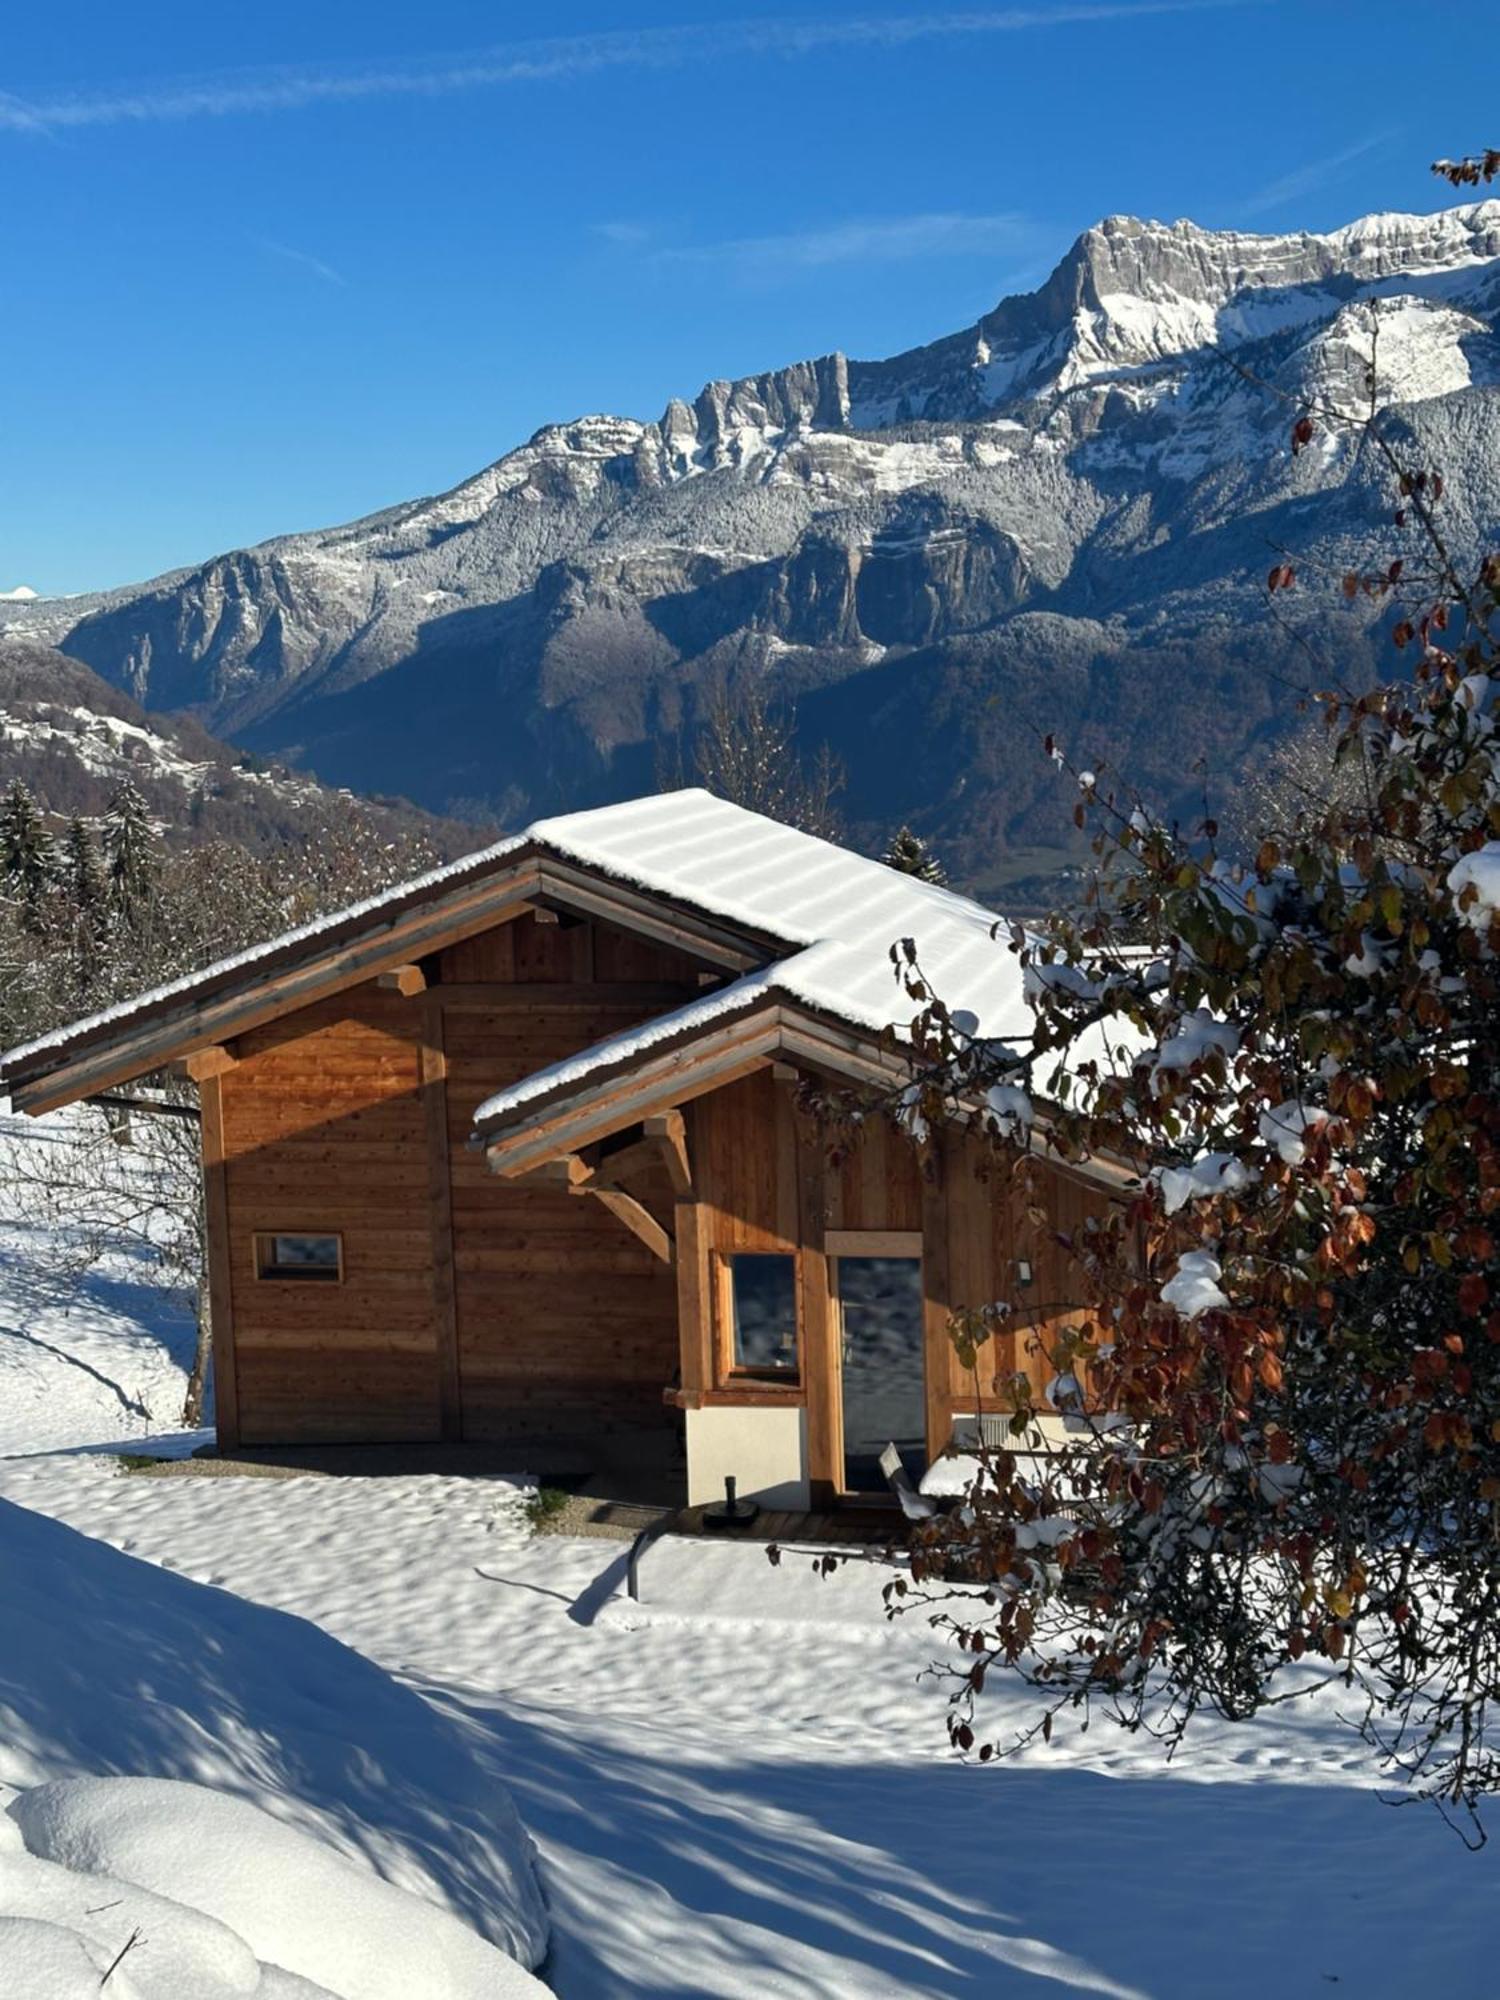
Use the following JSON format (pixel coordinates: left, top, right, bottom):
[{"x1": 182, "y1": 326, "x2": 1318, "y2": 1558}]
[
  {"x1": 2, "y1": 790, "x2": 1033, "y2": 1118},
  {"x1": 475, "y1": 790, "x2": 1031, "y2": 1131},
  {"x1": 535, "y1": 789, "x2": 1024, "y2": 1028}
]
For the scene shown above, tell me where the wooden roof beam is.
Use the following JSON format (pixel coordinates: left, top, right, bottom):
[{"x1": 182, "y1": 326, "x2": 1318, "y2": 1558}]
[
  {"x1": 513, "y1": 1154, "x2": 596, "y2": 1190},
  {"x1": 8, "y1": 868, "x2": 544, "y2": 1116},
  {"x1": 174, "y1": 1044, "x2": 239, "y2": 1083},
  {"x1": 484, "y1": 1016, "x2": 782, "y2": 1179},
  {"x1": 533, "y1": 860, "x2": 772, "y2": 973},
  {"x1": 377, "y1": 964, "x2": 428, "y2": 997}
]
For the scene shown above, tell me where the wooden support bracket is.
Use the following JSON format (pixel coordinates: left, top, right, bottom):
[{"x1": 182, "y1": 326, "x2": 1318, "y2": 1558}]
[
  {"x1": 587, "y1": 1110, "x2": 693, "y2": 1202},
  {"x1": 586, "y1": 1185, "x2": 675, "y2": 1265},
  {"x1": 644, "y1": 1110, "x2": 692, "y2": 1198}
]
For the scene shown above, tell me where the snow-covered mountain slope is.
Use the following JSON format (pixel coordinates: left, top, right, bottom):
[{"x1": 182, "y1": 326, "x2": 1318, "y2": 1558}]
[
  {"x1": 0, "y1": 643, "x2": 476, "y2": 859},
  {"x1": 8, "y1": 201, "x2": 1500, "y2": 883}
]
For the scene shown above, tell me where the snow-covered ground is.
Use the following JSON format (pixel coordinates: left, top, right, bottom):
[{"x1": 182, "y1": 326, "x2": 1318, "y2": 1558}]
[
  {"x1": 1, "y1": 1112, "x2": 1497, "y2": 1995},
  {"x1": 0, "y1": 1110, "x2": 197, "y2": 1457}
]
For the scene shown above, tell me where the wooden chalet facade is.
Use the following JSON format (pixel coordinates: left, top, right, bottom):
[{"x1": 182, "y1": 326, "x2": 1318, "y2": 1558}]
[{"x1": 1, "y1": 792, "x2": 1113, "y2": 1507}]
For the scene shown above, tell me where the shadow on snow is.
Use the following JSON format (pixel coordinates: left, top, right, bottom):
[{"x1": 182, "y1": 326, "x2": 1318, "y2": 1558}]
[{"x1": 429, "y1": 1682, "x2": 1492, "y2": 2000}]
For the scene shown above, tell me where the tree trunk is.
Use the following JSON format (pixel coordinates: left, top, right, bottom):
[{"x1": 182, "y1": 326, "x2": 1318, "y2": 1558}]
[{"x1": 182, "y1": 1268, "x2": 212, "y2": 1429}]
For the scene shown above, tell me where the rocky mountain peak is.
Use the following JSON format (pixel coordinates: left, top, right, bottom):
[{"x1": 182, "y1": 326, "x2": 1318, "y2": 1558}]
[{"x1": 842, "y1": 201, "x2": 1500, "y2": 422}]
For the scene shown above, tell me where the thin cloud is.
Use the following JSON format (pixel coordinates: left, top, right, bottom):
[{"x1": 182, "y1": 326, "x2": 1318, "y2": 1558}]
[
  {"x1": 257, "y1": 239, "x2": 347, "y2": 287},
  {"x1": 593, "y1": 221, "x2": 657, "y2": 250},
  {"x1": 1240, "y1": 133, "x2": 1393, "y2": 218},
  {"x1": 652, "y1": 212, "x2": 1042, "y2": 274},
  {"x1": 0, "y1": 4, "x2": 1254, "y2": 136}
]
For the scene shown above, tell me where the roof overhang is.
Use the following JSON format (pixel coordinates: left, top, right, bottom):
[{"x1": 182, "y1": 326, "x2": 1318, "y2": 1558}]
[
  {"x1": 478, "y1": 990, "x2": 915, "y2": 1179},
  {"x1": 478, "y1": 988, "x2": 1141, "y2": 1198},
  {"x1": 0, "y1": 844, "x2": 789, "y2": 1118}
]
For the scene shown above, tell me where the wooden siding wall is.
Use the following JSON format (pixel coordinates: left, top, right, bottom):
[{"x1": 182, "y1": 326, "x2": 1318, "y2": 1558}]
[
  {"x1": 221, "y1": 988, "x2": 437, "y2": 1444},
  {"x1": 931, "y1": 1127, "x2": 1108, "y2": 1413},
  {"x1": 688, "y1": 1068, "x2": 1108, "y2": 1486},
  {"x1": 218, "y1": 908, "x2": 700, "y2": 1446},
  {"x1": 444, "y1": 914, "x2": 697, "y2": 1438}
]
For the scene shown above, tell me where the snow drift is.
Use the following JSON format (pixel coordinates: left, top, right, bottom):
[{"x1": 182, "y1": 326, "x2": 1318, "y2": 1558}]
[
  {"x1": 0, "y1": 1497, "x2": 549, "y2": 1990},
  {"x1": 6, "y1": 1776, "x2": 549, "y2": 1999}
]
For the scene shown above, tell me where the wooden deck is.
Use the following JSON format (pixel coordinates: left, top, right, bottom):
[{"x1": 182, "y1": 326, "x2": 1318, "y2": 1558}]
[
  {"x1": 192, "y1": 1439, "x2": 908, "y2": 1550},
  {"x1": 534, "y1": 1488, "x2": 908, "y2": 1547}
]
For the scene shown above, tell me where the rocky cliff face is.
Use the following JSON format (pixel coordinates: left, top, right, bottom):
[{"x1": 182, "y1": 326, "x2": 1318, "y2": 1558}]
[{"x1": 6, "y1": 201, "x2": 1500, "y2": 888}]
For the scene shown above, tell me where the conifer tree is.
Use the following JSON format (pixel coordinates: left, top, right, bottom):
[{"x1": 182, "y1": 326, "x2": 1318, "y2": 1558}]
[
  {"x1": 64, "y1": 817, "x2": 107, "y2": 920},
  {"x1": 63, "y1": 818, "x2": 110, "y2": 1002},
  {"x1": 0, "y1": 780, "x2": 57, "y2": 933},
  {"x1": 102, "y1": 779, "x2": 156, "y2": 929},
  {"x1": 883, "y1": 824, "x2": 947, "y2": 885}
]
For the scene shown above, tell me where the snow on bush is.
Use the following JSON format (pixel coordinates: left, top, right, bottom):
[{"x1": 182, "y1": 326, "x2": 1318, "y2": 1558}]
[
  {"x1": 1449, "y1": 840, "x2": 1500, "y2": 927},
  {"x1": 1159, "y1": 1249, "x2": 1229, "y2": 1317},
  {"x1": 1257, "y1": 1099, "x2": 1329, "y2": 1167},
  {"x1": 1155, "y1": 1151, "x2": 1254, "y2": 1215},
  {"x1": 1150, "y1": 1007, "x2": 1238, "y2": 1079},
  {"x1": 6, "y1": 1777, "x2": 549, "y2": 2000},
  {"x1": 0, "y1": 1498, "x2": 549, "y2": 1981}
]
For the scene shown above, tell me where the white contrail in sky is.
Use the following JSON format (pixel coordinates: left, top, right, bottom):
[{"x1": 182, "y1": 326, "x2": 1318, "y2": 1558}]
[
  {"x1": 256, "y1": 239, "x2": 348, "y2": 287},
  {"x1": 0, "y1": 4, "x2": 1253, "y2": 135},
  {"x1": 1240, "y1": 133, "x2": 1394, "y2": 218},
  {"x1": 652, "y1": 211, "x2": 1041, "y2": 271}
]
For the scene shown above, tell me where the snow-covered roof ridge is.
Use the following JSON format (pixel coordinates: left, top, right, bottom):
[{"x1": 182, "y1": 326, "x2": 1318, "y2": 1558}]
[
  {"x1": 471, "y1": 792, "x2": 1040, "y2": 1133},
  {"x1": 1, "y1": 790, "x2": 1030, "y2": 1089},
  {"x1": 534, "y1": 787, "x2": 997, "y2": 947},
  {"x1": 532, "y1": 788, "x2": 1032, "y2": 1027}
]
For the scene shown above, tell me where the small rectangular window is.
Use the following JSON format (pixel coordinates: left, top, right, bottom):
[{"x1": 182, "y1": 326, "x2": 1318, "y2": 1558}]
[
  {"x1": 255, "y1": 1232, "x2": 343, "y2": 1283},
  {"x1": 724, "y1": 1253, "x2": 798, "y2": 1376}
]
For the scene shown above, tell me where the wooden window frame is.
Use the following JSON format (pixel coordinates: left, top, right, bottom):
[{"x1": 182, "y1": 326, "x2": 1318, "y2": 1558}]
[
  {"x1": 824, "y1": 1230, "x2": 923, "y2": 1260},
  {"x1": 253, "y1": 1230, "x2": 345, "y2": 1284},
  {"x1": 713, "y1": 1249, "x2": 802, "y2": 1391}
]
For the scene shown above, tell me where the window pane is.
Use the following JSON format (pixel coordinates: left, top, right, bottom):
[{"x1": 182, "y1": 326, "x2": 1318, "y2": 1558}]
[
  {"x1": 838, "y1": 1257, "x2": 925, "y2": 1490},
  {"x1": 728, "y1": 1255, "x2": 797, "y2": 1372},
  {"x1": 260, "y1": 1234, "x2": 341, "y2": 1281}
]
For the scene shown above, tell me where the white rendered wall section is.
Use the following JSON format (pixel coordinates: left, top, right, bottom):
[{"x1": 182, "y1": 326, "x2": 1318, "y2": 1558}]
[{"x1": 686, "y1": 1405, "x2": 809, "y2": 1509}]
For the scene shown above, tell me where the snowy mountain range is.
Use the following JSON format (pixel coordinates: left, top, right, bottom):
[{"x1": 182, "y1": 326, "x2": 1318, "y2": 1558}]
[{"x1": 6, "y1": 200, "x2": 1500, "y2": 887}]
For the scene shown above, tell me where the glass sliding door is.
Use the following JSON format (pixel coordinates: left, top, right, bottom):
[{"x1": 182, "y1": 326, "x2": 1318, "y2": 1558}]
[{"x1": 835, "y1": 1256, "x2": 925, "y2": 1493}]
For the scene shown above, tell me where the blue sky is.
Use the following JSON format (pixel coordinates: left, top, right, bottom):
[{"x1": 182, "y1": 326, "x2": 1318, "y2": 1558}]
[{"x1": 3, "y1": 1, "x2": 1492, "y2": 595}]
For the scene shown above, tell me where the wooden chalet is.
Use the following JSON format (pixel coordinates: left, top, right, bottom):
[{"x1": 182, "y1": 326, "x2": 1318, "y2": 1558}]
[{"x1": 0, "y1": 791, "x2": 1114, "y2": 1508}]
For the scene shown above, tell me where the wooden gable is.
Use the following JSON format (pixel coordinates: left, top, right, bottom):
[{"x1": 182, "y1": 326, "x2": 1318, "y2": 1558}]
[{"x1": 206, "y1": 904, "x2": 715, "y2": 1448}]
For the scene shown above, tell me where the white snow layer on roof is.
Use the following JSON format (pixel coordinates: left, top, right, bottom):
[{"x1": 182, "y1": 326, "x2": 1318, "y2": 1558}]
[
  {"x1": 475, "y1": 792, "x2": 1035, "y2": 1126},
  {"x1": 6, "y1": 791, "x2": 1032, "y2": 1106}
]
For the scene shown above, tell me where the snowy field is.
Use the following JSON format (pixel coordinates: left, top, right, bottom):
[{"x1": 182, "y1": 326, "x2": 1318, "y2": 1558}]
[{"x1": 1, "y1": 1111, "x2": 1498, "y2": 1995}]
